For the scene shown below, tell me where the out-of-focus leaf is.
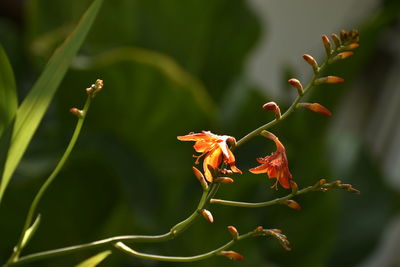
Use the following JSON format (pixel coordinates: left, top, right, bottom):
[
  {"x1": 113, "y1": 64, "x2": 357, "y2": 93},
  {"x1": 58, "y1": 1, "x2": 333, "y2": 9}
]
[
  {"x1": 72, "y1": 46, "x2": 215, "y2": 116},
  {"x1": 21, "y1": 214, "x2": 41, "y2": 250},
  {"x1": 0, "y1": 0, "x2": 103, "y2": 205},
  {"x1": 0, "y1": 44, "x2": 17, "y2": 138},
  {"x1": 74, "y1": 250, "x2": 111, "y2": 267}
]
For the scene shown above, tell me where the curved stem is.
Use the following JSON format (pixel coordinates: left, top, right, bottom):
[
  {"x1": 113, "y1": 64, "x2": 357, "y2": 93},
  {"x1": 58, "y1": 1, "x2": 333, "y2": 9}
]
[
  {"x1": 210, "y1": 180, "x2": 352, "y2": 208},
  {"x1": 235, "y1": 63, "x2": 326, "y2": 148},
  {"x1": 7, "y1": 187, "x2": 211, "y2": 266},
  {"x1": 115, "y1": 231, "x2": 255, "y2": 262},
  {"x1": 7, "y1": 97, "x2": 92, "y2": 264}
]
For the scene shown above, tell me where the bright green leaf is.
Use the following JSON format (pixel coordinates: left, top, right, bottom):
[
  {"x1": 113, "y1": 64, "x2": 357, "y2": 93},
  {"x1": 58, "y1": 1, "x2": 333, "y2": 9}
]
[
  {"x1": 75, "y1": 250, "x2": 112, "y2": 267},
  {"x1": 20, "y1": 214, "x2": 41, "y2": 250},
  {"x1": 0, "y1": 44, "x2": 17, "y2": 138},
  {"x1": 0, "y1": 0, "x2": 103, "y2": 205}
]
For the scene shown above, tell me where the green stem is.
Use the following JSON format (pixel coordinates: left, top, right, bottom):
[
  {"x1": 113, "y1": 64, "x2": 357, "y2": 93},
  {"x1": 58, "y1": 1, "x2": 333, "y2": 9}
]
[
  {"x1": 210, "y1": 181, "x2": 342, "y2": 208},
  {"x1": 7, "y1": 97, "x2": 92, "y2": 264},
  {"x1": 235, "y1": 63, "x2": 327, "y2": 148},
  {"x1": 115, "y1": 231, "x2": 255, "y2": 262},
  {"x1": 7, "y1": 187, "x2": 210, "y2": 266}
]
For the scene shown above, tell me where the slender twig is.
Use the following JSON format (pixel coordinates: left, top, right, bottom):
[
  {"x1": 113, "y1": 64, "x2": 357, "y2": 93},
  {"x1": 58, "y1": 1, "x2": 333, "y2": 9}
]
[
  {"x1": 114, "y1": 230, "x2": 255, "y2": 262},
  {"x1": 7, "y1": 97, "x2": 92, "y2": 264}
]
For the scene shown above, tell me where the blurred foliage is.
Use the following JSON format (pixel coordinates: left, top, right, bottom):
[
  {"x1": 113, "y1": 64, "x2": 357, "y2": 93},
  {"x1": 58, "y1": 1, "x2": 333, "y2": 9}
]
[{"x1": 0, "y1": 0, "x2": 400, "y2": 266}]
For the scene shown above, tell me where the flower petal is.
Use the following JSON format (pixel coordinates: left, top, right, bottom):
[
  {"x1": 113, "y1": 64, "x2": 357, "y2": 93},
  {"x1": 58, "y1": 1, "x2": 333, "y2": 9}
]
[{"x1": 203, "y1": 148, "x2": 222, "y2": 182}]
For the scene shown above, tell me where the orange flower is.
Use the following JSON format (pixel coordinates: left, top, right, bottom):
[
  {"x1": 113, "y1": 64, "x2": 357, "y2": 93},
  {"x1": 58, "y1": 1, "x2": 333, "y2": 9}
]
[
  {"x1": 249, "y1": 133, "x2": 292, "y2": 189},
  {"x1": 177, "y1": 131, "x2": 242, "y2": 182}
]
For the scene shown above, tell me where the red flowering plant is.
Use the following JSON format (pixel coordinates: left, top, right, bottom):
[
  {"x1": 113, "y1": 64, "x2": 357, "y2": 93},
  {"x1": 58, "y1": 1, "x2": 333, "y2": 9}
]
[{"x1": 3, "y1": 29, "x2": 361, "y2": 266}]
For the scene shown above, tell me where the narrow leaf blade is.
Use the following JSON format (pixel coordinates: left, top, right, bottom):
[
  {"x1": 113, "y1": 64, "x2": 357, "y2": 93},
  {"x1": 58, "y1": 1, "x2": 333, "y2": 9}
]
[
  {"x1": 0, "y1": 44, "x2": 17, "y2": 138},
  {"x1": 75, "y1": 250, "x2": 112, "y2": 267},
  {"x1": 0, "y1": 0, "x2": 103, "y2": 205}
]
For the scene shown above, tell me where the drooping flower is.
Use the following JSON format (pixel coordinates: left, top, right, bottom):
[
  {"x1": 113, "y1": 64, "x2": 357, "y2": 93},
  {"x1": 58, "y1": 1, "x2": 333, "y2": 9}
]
[
  {"x1": 177, "y1": 131, "x2": 242, "y2": 182},
  {"x1": 249, "y1": 132, "x2": 292, "y2": 189}
]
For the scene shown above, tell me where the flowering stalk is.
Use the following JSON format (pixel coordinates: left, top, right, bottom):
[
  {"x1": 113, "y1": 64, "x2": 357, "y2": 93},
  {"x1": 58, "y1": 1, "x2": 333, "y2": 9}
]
[
  {"x1": 114, "y1": 226, "x2": 289, "y2": 262},
  {"x1": 6, "y1": 80, "x2": 103, "y2": 265},
  {"x1": 210, "y1": 179, "x2": 359, "y2": 208},
  {"x1": 5, "y1": 30, "x2": 360, "y2": 266}
]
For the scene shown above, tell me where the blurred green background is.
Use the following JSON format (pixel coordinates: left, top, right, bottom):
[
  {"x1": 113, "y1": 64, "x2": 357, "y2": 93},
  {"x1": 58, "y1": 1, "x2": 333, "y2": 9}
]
[{"x1": 1, "y1": 0, "x2": 400, "y2": 266}]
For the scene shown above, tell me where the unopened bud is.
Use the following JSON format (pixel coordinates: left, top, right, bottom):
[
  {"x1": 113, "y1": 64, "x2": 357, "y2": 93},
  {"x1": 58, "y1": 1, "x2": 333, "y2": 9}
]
[
  {"x1": 303, "y1": 54, "x2": 319, "y2": 73},
  {"x1": 262, "y1": 102, "x2": 281, "y2": 119},
  {"x1": 319, "y1": 179, "x2": 327, "y2": 186},
  {"x1": 322, "y1": 35, "x2": 332, "y2": 56},
  {"x1": 219, "y1": 250, "x2": 244, "y2": 261},
  {"x1": 339, "y1": 29, "x2": 348, "y2": 42},
  {"x1": 297, "y1": 103, "x2": 332, "y2": 116},
  {"x1": 314, "y1": 76, "x2": 344, "y2": 85},
  {"x1": 331, "y1": 33, "x2": 341, "y2": 48},
  {"x1": 333, "y1": 180, "x2": 342, "y2": 186},
  {"x1": 227, "y1": 226, "x2": 239, "y2": 240},
  {"x1": 200, "y1": 209, "x2": 214, "y2": 223},
  {"x1": 86, "y1": 79, "x2": 104, "y2": 98},
  {"x1": 348, "y1": 187, "x2": 361, "y2": 194},
  {"x1": 329, "y1": 51, "x2": 354, "y2": 63},
  {"x1": 285, "y1": 200, "x2": 301, "y2": 210},
  {"x1": 342, "y1": 43, "x2": 359, "y2": 50},
  {"x1": 255, "y1": 226, "x2": 264, "y2": 232},
  {"x1": 192, "y1": 167, "x2": 208, "y2": 190},
  {"x1": 70, "y1": 108, "x2": 84, "y2": 118},
  {"x1": 288, "y1": 78, "x2": 304, "y2": 95},
  {"x1": 214, "y1": 177, "x2": 234, "y2": 184}
]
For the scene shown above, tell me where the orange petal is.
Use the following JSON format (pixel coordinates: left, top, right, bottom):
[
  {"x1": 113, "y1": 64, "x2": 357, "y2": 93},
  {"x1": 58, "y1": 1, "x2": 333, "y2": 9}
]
[
  {"x1": 203, "y1": 148, "x2": 222, "y2": 182},
  {"x1": 249, "y1": 163, "x2": 269, "y2": 174}
]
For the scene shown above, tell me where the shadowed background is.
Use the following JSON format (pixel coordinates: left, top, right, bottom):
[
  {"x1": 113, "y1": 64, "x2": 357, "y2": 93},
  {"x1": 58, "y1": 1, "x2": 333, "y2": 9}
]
[{"x1": 0, "y1": 0, "x2": 400, "y2": 266}]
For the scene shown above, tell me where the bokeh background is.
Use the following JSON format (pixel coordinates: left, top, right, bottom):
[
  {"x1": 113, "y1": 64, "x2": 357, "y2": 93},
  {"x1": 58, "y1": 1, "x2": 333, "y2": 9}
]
[{"x1": 1, "y1": 0, "x2": 400, "y2": 266}]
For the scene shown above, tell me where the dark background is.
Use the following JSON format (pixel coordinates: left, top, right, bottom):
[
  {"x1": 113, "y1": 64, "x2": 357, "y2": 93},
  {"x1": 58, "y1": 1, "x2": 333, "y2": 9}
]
[{"x1": 1, "y1": 0, "x2": 400, "y2": 266}]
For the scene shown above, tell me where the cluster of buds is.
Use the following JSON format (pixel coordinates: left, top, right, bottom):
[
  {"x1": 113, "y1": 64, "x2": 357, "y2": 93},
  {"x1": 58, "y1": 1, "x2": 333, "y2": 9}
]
[
  {"x1": 255, "y1": 226, "x2": 291, "y2": 251},
  {"x1": 86, "y1": 79, "x2": 104, "y2": 98},
  {"x1": 314, "y1": 179, "x2": 360, "y2": 194},
  {"x1": 70, "y1": 79, "x2": 104, "y2": 118}
]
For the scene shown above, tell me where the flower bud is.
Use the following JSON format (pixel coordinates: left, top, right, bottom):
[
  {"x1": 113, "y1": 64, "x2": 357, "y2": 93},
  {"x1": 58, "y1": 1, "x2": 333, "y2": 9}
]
[
  {"x1": 86, "y1": 79, "x2": 104, "y2": 98},
  {"x1": 285, "y1": 200, "x2": 301, "y2": 210},
  {"x1": 319, "y1": 179, "x2": 327, "y2": 186},
  {"x1": 70, "y1": 108, "x2": 84, "y2": 118},
  {"x1": 331, "y1": 33, "x2": 341, "y2": 48},
  {"x1": 262, "y1": 102, "x2": 281, "y2": 119},
  {"x1": 219, "y1": 250, "x2": 244, "y2": 261},
  {"x1": 297, "y1": 103, "x2": 332, "y2": 116},
  {"x1": 192, "y1": 167, "x2": 208, "y2": 190},
  {"x1": 322, "y1": 35, "x2": 332, "y2": 56},
  {"x1": 255, "y1": 226, "x2": 264, "y2": 232},
  {"x1": 342, "y1": 43, "x2": 359, "y2": 50},
  {"x1": 214, "y1": 177, "x2": 234, "y2": 184},
  {"x1": 200, "y1": 209, "x2": 214, "y2": 223},
  {"x1": 340, "y1": 29, "x2": 348, "y2": 42},
  {"x1": 314, "y1": 76, "x2": 344, "y2": 85},
  {"x1": 288, "y1": 78, "x2": 304, "y2": 95},
  {"x1": 303, "y1": 54, "x2": 319, "y2": 73},
  {"x1": 329, "y1": 51, "x2": 354, "y2": 63},
  {"x1": 227, "y1": 226, "x2": 239, "y2": 240}
]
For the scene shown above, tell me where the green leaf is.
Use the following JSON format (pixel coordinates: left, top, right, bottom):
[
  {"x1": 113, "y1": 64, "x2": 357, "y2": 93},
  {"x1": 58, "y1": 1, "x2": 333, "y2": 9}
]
[
  {"x1": 0, "y1": 44, "x2": 17, "y2": 138},
  {"x1": 0, "y1": 0, "x2": 103, "y2": 205},
  {"x1": 74, "y1": 250, "x2": 112, "y2": 267},
  {"x1": 20, "y1": 214, "x2": 41, "y2": 250}
]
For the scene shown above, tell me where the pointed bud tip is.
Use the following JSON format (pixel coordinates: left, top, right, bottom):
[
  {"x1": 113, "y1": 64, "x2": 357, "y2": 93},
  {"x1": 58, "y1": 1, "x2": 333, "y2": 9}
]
[
  {"x1": 215, "y1": 177, "x2": 234, "y2": 184},
  {"x1": 219, "y1": 251, "x2": 244, "y2": 261},
  {"x1": 285, "y1": 200, "x2": 301, "y2": 210},
  {"x1": 200, "y1": 209, "x2": 214, "y2": 223},
  {"x1": 69, "y1": 108, "x2": 84, "y2": 118},
  {"x1": 227, "y1": 226, "x2": 239, "y2": 239}
]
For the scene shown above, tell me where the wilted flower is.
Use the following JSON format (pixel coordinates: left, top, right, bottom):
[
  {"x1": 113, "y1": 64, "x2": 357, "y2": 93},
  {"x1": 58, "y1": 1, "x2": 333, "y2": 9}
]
[
  {"x1": 177, "y1": 131, "x2": 242, "y2": 182},
  {"x1": 249, "y1": 132, "x2": 292, "y2": 189}
]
